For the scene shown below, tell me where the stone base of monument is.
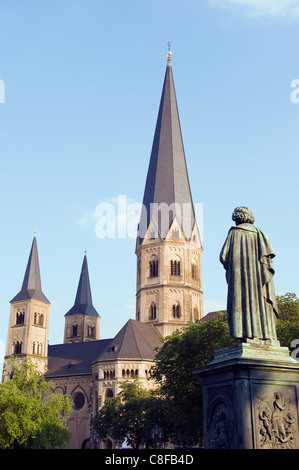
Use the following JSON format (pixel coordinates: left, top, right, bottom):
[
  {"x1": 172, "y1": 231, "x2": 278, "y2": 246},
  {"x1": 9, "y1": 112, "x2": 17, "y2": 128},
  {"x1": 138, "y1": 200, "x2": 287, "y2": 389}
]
[{"x1": 192, "y1": 340, "x2": 299, "y2": 449}]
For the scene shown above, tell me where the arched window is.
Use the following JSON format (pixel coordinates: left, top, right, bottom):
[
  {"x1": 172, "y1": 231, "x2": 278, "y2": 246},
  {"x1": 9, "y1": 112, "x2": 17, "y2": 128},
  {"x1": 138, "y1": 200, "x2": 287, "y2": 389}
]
[
  {"x1": 193, "y1": 307, "x2": 199, "y2": 322},
  {"x1": 73, "y1": 391, "x2": 86, "y2": 410},
  {"x1": 105, "y1": 389, "x2": 114, "y2": 398},
  {"x1": 14, "y1": 341, "x2": 22, "y2": 354},
  {"x1": 170, "y1": 259, "x2": 181, "y2": 276},
  {"x1": 149, "y1": 256, "x2": 159, "y2": 278},
  {"x1": 191, "y1": 262, "x2": 197, "y2": 280},
  {"x1": 39, "y1": 313, "x2": 44, "y2": 326},
  {"x1": 172, "y1": 303, "x2": 181, "y2": 319},
  {"x1": 150, "y1": 302, "x2": 157, "y2": 320},
  {"x1": 88, "y1": 325, "x2": 95, "y2": 337},
  {"x1": 16, "y1": 310, "x2": 25, "y2": 325},
  {"x1": 72, "y1": 324, "x2": 78, "y2": 336}
]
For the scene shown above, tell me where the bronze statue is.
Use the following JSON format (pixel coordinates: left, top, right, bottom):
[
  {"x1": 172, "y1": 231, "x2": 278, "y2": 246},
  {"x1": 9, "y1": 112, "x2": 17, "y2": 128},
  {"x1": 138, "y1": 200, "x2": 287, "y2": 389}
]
[{"x1": 220, "y1": 207, "x2": 278, "y2": 341}]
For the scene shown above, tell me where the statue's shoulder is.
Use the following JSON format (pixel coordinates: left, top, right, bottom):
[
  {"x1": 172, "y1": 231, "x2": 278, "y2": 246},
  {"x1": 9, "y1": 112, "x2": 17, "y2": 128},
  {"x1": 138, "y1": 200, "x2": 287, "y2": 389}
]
[{"x1": 231, "y1": 223, "x2": 257, "y2": 233}]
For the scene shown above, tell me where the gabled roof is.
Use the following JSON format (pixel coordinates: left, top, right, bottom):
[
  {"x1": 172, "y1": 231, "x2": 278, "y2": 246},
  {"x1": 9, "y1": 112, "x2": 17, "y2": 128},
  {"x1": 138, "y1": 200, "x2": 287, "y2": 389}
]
[
  {"x1": 138, "y1": 57, "x2": 195, "y2": 242},
  {"x1": 65, "y1": 254, "x2": 99, "y2": 317},
  {"x1": 46, "y1": 320, "x2": 162, "y2": 378},
  {"x1": 93, "y1": 319, "x2": 162, "y2": 363},
  {"x1": 11, "y1": 236, "x2": 50, "y2": 304},
  {"x1": 46, "y1": 339, "x2": 113, "y2": 378}
]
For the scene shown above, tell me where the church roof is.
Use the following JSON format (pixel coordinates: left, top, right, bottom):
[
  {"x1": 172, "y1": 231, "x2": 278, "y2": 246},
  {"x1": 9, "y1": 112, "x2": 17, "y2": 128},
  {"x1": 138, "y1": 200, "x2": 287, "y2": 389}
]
[
  {"x1": 93, "y1": 319, "x2": 162, "y2": 363},
  {"x1": 65, "y1": 254, "x2": 99, "y2": 317},
  {"x1": 138, "y1": 56, "x2": 195, "y2": 241},
  {"x1": 46, "y1": 339, "x2": 113, "y2": 378},
  {"x1": 10, "y1": 236, "x2": 50, "y2": 304},
  {"x1": 46, "y1": 320, "x2": 162, "y2": 378}
]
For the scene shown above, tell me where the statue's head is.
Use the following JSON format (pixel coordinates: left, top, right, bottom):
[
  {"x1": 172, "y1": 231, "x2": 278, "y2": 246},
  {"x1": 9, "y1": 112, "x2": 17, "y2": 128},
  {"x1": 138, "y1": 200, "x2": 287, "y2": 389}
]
[{"x1": 232, "y1": 206, "x2": 255, "y2": 225}]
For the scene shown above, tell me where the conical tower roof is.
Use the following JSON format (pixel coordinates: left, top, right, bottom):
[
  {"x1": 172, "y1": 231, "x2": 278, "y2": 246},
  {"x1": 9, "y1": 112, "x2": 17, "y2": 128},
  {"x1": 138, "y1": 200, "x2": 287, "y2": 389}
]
[
  {"x1": 11, "y1": 235, "x2": 50, "y2": 304},
  {"x1": 138, "y1": 54, "x2": 195, "y2": 242},
  {"x1": 65, "y1": 254, "x2": 99, "y2": 317}
]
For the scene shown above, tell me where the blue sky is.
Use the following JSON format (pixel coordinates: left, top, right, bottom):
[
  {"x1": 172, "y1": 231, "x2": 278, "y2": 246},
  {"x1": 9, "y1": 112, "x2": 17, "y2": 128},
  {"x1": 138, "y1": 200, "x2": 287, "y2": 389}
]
[{"x1": 0, "y1": 0, "x2": 299, "y2": 360}]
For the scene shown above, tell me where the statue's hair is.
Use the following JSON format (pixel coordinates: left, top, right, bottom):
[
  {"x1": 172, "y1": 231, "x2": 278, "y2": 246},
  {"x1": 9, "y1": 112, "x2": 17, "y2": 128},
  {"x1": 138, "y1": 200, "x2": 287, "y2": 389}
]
[{"x1": 232, "y1": 206, "x2": 255, "y2": 225}]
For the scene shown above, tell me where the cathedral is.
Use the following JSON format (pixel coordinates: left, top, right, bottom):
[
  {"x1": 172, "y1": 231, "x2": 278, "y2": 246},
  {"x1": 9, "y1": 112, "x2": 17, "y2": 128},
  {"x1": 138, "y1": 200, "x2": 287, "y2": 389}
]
[{"x1": 2, "y1": 51, "x2": 204, "y2": 449}]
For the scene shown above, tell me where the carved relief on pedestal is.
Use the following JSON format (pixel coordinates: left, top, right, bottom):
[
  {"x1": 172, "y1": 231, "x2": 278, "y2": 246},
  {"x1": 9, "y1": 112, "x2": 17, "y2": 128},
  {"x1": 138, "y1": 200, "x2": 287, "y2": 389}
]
[
  {"x1": 257, "y1": 392, "x2": 296, "y2": 449},
  {"x1": 207, "y1": 394, "x2": 234, "y2": 449}
]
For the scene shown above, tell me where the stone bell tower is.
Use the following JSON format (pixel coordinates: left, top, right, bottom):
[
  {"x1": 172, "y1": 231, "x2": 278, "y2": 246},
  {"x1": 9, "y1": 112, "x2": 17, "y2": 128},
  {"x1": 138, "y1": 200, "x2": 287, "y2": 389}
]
[
  {"x1": 135, "y1": 51, "x2": 203, "y2": 338},
  {"x1": 64, "y1": 253, "x2": 100, "y2": 343},
  {"x1": 2, "y1": 235, "x2": 50, "y2": 381}
]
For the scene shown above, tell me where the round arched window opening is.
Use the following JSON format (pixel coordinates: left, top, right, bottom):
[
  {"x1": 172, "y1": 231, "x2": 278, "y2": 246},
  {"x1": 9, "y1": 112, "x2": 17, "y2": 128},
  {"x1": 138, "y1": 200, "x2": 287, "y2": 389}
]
[{"x1": 73, "y1": 391, "x2": 85, "y2": 410}]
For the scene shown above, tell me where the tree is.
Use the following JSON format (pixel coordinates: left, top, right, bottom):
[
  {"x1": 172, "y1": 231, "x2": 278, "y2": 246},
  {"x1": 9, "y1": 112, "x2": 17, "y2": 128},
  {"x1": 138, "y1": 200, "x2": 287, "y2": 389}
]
[
  {"x1": 276, "y1": 292, "x2": 299, "y2": 349},
  {"x1": 151, "y1": 313, "x2": 238, "y2": 447},
  {"x1": 0, "y1": 358, "x2": 72, "y2": 449},
  {"x1": 92, "y1": 378, "x2": 167, "y2": 449}
]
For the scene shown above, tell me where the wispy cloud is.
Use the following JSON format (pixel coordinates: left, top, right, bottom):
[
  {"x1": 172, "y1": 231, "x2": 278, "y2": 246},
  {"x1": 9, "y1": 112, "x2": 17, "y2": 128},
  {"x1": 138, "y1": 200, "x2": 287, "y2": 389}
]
[{"x1": 210, "y1": 0, "x2": 299, "y2": 18}]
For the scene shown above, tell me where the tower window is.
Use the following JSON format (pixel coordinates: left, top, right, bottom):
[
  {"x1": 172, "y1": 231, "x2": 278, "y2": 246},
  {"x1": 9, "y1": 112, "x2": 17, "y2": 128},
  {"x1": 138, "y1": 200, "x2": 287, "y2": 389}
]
[
  {"x1": 72, "y1": 324, "x2": 78, "y2": 336},
  {"x1": 172, "y1": 303, "x2": 181, "y2": 318},
  {"x1": 170, "y1": 259, "x2": 181, "y2": 276},
  {"x1": 87, "y1": 325, "x2": 95, "y2": 337},
  {"x1": 172, "y1": 228, "x2": 180, "y2": 238},
  {"x1": 191, "y1": 263, "x2": 197, "y2": 280},
  {"x1": 16, "y1": 310, "x2": 25, "y2": 325},
  {"x1": 34, "y1": 312, "x2": 44, "y2": 326},
  {"x1": 14, "y1": 341, "x2": 22, "y2": 355},
  {"x1": 149, "y1": 256, "x2": 159, "y2": 277},
  {"x1": 150, "y1": 303, "x2": 157, "y2": 320}
]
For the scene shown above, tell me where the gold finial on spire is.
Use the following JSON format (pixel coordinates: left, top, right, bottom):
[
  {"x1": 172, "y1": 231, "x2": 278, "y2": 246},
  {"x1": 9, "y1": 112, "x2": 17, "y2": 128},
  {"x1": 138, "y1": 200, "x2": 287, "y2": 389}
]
[{"x1": 167, "y1": 41, "x2": 172, "y2": 62}]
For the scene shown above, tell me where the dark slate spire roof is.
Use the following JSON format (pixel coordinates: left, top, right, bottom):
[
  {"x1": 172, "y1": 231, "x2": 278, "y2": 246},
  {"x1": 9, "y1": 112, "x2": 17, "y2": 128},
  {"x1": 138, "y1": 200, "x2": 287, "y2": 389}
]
[
  {"x1": 93, "y1": 319, "x2": 162, "y2": 363},
  {"x1": 11, "y1": 236, "x2": 50, "y2": 304},
  {"x1": 138, "y1": 56, "x2": 195, "y2": 241},
  {"x1": 65, "y1": 254, "x2": 99, "y2": 317}
]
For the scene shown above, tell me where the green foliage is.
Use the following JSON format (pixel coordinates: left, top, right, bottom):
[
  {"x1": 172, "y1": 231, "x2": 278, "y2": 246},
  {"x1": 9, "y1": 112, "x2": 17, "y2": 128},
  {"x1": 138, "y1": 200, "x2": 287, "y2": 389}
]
[
  {"x1": 0, "y1": 358, "x2": 72, "y2": 449},
  {"x1": 276, "y1": 292, "x2": 299, "y2": 348},
  {"x1": 92, "y1": 378, "x2": 166, "y2": 449},
  {"x1": 151, "y1": 313, "x2": 238, "y2": 446}
]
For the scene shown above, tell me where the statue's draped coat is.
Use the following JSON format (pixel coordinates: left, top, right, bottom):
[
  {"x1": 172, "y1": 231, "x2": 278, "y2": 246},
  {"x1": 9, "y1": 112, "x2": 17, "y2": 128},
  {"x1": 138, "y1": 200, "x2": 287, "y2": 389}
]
[{"x1": 220, "y1": 223, "x2": 278, "y2": 340}]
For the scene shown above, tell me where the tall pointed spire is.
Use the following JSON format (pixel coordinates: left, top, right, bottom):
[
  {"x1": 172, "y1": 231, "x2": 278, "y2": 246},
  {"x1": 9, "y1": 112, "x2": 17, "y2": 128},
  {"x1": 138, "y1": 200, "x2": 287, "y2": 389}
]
[
  {"x1": 11, "y1": 235, "x2": 50, "y2": 303},
  {"x1": 138, "y1": 51, "x2": 195, "y2": 241},
  {"x1": 135, "y1": 52, "x2": 203, "y2": 338},
  {"x1": 65, "y1": 254, "x2": 99, "y2": 317}
]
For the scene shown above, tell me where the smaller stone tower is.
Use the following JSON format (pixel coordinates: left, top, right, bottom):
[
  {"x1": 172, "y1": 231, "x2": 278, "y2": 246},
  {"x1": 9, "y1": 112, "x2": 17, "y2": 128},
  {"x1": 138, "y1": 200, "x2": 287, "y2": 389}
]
[
  {"x1": 2, "y1": 235, "x2": 50, "y2": 381},
  {"x1": 64, "y1": 254, "x2": 100, "y2": 343}
]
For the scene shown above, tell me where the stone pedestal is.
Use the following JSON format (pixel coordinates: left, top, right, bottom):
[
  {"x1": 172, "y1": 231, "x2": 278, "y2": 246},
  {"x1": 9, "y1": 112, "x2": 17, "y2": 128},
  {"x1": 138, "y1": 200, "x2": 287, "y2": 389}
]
[{"x1": 193, "y1": 340, "x2": 299, "y2": 449}]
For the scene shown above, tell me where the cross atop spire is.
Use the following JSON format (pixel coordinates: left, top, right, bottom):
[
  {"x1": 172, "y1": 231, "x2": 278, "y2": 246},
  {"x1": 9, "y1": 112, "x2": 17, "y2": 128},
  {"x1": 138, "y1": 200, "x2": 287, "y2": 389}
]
[
  {"x1": 167, "y1": 41, "x2": 172, "y2": 62},
  {"x1": 11, "y1": 236, "x2": 50, "y2": 304}
]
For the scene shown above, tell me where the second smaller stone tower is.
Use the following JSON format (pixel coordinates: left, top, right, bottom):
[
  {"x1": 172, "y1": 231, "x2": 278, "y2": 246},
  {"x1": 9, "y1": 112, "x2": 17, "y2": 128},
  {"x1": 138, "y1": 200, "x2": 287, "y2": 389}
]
[
  {"x1": 2, "y1": 235, "x2": 50, "y2": 381},
  {"x1": 64, "y1": 254, "x2": 100, "y2": 343}
]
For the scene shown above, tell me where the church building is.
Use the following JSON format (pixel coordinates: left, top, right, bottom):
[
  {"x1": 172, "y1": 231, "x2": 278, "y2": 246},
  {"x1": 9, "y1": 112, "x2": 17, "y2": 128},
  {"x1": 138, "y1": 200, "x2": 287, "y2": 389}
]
[{"x1": 2, "y1": 51, "x2": 203, "y2": 449}]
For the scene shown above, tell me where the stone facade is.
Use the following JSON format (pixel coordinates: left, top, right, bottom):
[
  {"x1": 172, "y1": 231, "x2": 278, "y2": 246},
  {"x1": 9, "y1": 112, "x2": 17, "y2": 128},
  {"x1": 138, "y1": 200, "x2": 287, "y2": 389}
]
[
  {"x1": 3, "y1": 296, "x2": 50, "y2": 381},
  {"x1": 136, "y1": 219, "x2": 203, "y2": 338}
]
